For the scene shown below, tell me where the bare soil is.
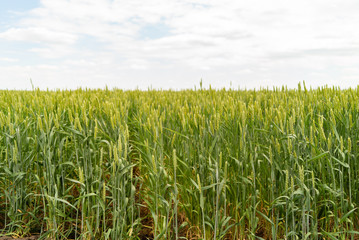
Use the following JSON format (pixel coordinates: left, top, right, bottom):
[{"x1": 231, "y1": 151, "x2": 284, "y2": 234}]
[{"x1": 0, "y1": 235, "x2": 40, "y2": 240}]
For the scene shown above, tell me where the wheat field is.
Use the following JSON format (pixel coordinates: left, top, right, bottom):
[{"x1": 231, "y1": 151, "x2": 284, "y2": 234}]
[{"x1": 0, "y1": 84, "x2": 358, "y2": 239}]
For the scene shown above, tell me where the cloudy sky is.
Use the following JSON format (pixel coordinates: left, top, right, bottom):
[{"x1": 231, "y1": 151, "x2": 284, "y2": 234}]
[{"x1": 1, "y1": 0, "x2": 359, "y2": 90}]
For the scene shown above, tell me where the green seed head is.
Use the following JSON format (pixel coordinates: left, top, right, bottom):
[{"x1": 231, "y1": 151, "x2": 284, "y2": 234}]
[
  {"x1": 299, "y1": 165, "x2": 304, "y2": 184},
  {"x1": 348, "y1": 137, "x2": 352, "y2": 153},
  {"x1": 171, "y1": 134, "x2": 176, "y2": 147},
  {"x1": 100, "y1": 148, "x2": 103, "y2": 166},
  {"x1": 79, "y1": 167, "x2": 84, "y2": 184},
  {"x1": 197, "y1": 174, "x2": 202, "y2": 192},
  {"x1": 113, "y1": 145, "x2": 119, "y2": 164},
  {"x1": 102, "y1": 182, "x2": 106, "y2": 203},
  {"x1": 285, "y1": 170, "x2": 289, "y2": 190},
  {"x1": 152, "y1": 155, "x2": 157, "y2": 173},
  {"x1": 94, "y1": 119, "x2": 98, "y2": 139},
  {"x1": 311, "y1": 171, "x2": 315, "y2": 189},
  {"x1": 327, "y1": 133, "x2": 332, "y2": 152}
]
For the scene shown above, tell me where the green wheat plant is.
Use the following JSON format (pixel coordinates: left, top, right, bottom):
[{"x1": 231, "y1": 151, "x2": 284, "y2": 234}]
[{"x1": 1, "y1": 84, "x2": 359, "y2": 239}]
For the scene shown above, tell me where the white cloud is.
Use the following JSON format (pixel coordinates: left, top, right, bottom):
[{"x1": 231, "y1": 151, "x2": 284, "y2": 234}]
[
  {"x1": 29, "y1": 45, "x2": 75, "y2": 58},
  {"x1": 0, "y1": 27, "x2": 77, "y2": 45},
  {"x1": 1, "y1": 0, "x2": 359, "y2": 89},
  {"x1": 0, "y1": 57, "x2": 18, "y2": 62}
]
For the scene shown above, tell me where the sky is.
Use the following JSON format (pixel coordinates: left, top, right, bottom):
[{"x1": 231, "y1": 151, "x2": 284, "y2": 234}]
[{"x1": 1, "y1": 0, "x2": 359, "y2": 90}]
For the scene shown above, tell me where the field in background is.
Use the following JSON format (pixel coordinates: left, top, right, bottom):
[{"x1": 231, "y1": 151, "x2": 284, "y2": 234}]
[{"x1": 1, "y1": 84, "x2": 359, "y2": 239}]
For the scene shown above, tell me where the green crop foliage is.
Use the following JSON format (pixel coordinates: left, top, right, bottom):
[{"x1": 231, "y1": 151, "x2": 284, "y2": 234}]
[{"x1": 1, "y1": 83, "x2": 359, "y2": 239}]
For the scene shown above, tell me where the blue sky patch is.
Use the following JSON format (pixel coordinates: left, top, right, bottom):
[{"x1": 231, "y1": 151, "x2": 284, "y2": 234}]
[
  {"x1": 0, "y1": 0, "x2": 39, "y2": 18},
  {"x1": 138, "y1": 23, "x2": 171, "y2": 40},
  {"x1": 0, "y1": 39, "x2": 51, "y2": 66},
  {"x1": 76, "y1": 35, "x2": 107, "y2": 51},
  {"x1": 0, "y1": 0, "x2": 39, "y2": 30}
]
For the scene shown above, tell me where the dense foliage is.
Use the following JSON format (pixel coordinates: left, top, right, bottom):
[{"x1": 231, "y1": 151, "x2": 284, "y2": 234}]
[{"x1": 0, "y1": 84, "x2": 359, "y2": 239}]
